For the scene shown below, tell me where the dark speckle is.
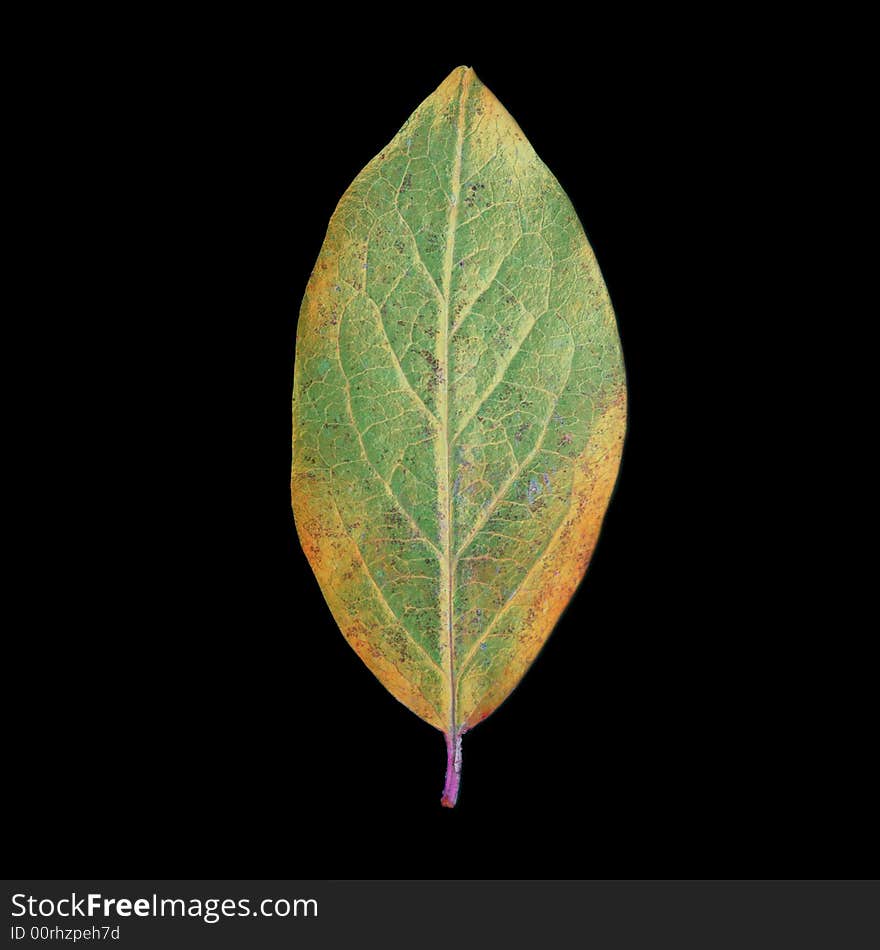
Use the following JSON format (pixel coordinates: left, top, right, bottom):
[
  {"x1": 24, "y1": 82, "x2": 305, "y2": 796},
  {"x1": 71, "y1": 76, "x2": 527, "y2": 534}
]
[{"x1": 527, "y1": 477, "x2": 541, "y2": 503}]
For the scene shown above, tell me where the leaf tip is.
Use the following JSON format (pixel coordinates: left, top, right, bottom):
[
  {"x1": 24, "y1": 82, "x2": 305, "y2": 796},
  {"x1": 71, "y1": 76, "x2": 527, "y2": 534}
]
[{"x1": 446, "y1": 64, "x2": 476, "y2": 83}]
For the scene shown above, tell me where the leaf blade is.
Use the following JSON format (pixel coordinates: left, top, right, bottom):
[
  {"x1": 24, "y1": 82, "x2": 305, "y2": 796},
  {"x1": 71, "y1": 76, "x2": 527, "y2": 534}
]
[{"x1": 292, "y1": 66, "x2": 626, "y2": 804}]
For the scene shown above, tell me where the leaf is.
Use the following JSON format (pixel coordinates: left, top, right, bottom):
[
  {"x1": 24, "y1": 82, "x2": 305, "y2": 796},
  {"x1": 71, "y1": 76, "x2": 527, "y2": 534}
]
[{"x1": 291, "y1": 66, "x2": 626, "y2": 806}]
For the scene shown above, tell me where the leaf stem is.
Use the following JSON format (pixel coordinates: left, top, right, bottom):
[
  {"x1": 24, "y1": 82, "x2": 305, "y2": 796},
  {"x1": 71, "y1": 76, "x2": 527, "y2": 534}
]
[{"x1": 441, "y1": 730, "x2": 462, "y2": 808}]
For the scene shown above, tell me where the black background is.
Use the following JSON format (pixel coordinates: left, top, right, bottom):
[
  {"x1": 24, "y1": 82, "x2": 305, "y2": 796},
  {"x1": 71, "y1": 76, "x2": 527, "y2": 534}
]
[{"x1": 9, "y1": 21, "x2": 873, "y2": 881}]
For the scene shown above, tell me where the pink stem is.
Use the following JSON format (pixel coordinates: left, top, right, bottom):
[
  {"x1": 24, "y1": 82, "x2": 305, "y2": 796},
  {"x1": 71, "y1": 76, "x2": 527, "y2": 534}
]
[{"x1": 441, "y1": 731, "x2": 462, "y2": 807}]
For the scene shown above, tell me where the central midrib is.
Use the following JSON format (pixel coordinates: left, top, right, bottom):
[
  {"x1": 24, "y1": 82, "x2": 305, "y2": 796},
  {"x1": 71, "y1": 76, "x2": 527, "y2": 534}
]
[{"x1": 436, "y1": 68, "x2": 470, "y2": 740}]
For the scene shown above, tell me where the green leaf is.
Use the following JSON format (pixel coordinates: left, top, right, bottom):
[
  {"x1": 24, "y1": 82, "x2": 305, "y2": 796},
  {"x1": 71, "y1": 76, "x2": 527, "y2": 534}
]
[{"x1": 292, "y1": 66, "x2": 626, "y2": 806}]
